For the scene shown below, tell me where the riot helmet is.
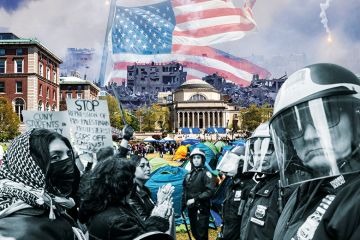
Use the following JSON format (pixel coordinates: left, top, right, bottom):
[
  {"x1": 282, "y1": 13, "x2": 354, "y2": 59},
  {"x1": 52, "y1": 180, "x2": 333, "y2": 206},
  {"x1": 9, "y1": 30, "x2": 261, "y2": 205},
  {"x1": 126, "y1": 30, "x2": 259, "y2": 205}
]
[
  {"x1": 269, "y1": 63, "x2": 360, "y2": 187},
  {"x1": 243, "y1": 121, "x2": 278, "y2": 174},
  {"x1": 216, "y1": 145, "x2": 246, "y2": 177}
]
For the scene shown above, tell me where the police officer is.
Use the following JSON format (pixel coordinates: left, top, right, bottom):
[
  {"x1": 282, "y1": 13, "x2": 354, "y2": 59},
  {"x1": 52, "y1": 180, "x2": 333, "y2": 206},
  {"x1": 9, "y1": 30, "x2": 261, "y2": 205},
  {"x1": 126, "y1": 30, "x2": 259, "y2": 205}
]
[
  {"x1": 240, "y1": 121, "x2": 291, "y2": 240},
  {"x1": 182, "y1": 148, "x2": 216, "y2": 240},
  {"x1": 270, "y1": 63, "x2": 360, "y2": 240},
  {"x1": 218, "y1": 145, "x2": 256, "y2": 240}
]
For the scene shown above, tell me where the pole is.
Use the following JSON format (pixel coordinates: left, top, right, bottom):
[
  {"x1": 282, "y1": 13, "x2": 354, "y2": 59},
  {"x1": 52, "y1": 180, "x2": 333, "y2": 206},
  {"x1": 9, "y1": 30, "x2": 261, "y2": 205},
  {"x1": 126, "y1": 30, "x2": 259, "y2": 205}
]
[
  {"x1": 98, "y1": 0, "x2": 116, "y2": 87},
  {"x1": 181, "y1": 211, "x2": 192, "y2": 240}
]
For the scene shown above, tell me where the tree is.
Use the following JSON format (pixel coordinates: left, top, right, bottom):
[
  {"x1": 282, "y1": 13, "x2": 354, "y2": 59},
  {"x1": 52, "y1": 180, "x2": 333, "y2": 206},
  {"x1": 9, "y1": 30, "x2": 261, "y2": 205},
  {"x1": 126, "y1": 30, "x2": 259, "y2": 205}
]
[
  {"x1": 239, "y1": 104, "x2": 273, "y2": 132},
  {"x1": 100, "y1": 95, "x2": 139, "y2": 130},
  {"x1": 0, "y1": 97, "x2": 20, "y2": 141},
  {"x1": 135, "y1": 104, "x2": 171, "y2": 132}
]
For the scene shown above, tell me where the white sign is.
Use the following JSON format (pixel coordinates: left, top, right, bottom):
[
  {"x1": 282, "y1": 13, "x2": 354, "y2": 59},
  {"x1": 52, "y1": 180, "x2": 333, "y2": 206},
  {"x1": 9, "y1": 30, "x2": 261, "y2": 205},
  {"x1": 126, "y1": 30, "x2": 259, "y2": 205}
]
[
  {"x1": 66, "y1": 99, "x2": 112, "y2": 154},
  {"x1": 22, "y1": 110, "x2": 71, "y2": 139}
]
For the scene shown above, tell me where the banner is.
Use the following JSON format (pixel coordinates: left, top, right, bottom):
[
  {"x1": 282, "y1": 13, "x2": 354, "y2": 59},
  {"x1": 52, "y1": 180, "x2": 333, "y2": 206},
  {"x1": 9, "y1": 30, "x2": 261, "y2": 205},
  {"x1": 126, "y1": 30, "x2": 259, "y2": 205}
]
[
  {"x1": 66, "y1": 99, "x2": 112, "y2": 154},
  {"x1": 22, "y1": 110, "x2": 71, "y2": 139}
]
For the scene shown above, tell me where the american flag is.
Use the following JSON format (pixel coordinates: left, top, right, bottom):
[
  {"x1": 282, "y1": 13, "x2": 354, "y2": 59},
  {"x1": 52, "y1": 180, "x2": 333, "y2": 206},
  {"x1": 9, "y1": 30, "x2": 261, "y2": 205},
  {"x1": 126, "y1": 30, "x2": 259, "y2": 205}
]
[{"x1": 108, "y1": 0, "x2": 270, "y2": 86}]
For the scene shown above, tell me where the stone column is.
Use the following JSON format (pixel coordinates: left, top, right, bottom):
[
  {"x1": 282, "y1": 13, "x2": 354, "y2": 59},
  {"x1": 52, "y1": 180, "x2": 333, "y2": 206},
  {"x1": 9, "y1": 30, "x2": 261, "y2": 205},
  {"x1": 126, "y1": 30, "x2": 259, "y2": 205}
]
[
  {"x1": 177, "y1": 111, "x2": 180, "y2": 129},
  {"x1": 187, "y1": 111, "x2": 190, "y2": 128},
  {"x1": 192, "y1": 111, "x2": 195, "y2": 128},
  {"x1": 217, "y1": 111, "x2": 220, "y2": 127},
  {"x1": 181, "y1": 112, "x2": 185, "y2": 128},
  {"x1": 202, "y1": 111, "x2": 205, "y2": 128}
]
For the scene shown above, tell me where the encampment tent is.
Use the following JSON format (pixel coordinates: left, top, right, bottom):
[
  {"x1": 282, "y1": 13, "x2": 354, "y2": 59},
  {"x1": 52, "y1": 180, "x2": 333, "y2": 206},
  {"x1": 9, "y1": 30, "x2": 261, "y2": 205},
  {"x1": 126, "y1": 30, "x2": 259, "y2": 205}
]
[
  {"x1": 148, "y1": 157, "x2": 169, "y2": 173},
  {"x1": 146, "y1": 166, "x2": 188, "y2": 216},
  {"x1": 159, "y1": 136, "x2": 176, "y2": 143},
  {"x1": 181, "y1": 138, "x2": 200, "y2": 146},
  {"x1": 173, "y1": 145, "x2": 188, "y2": 161},
  {"x1": 143, "y1": 137, "x2": 158, "y2": 143}
]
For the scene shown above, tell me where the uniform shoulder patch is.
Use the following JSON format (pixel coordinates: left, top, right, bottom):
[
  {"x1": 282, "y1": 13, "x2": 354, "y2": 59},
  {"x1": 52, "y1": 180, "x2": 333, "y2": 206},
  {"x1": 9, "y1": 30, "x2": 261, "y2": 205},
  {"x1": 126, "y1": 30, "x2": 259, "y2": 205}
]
[{"x1": 206, "y1": 171, "x2": 212, "y2": 178}]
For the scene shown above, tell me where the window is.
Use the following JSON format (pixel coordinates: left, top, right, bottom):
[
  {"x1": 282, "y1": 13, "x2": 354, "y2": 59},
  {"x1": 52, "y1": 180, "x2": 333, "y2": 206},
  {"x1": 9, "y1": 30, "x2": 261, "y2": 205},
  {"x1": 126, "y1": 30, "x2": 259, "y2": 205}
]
[
  {"x1": 46, "y1": 67, "x2": 50, "y2": 79},
  {"x1": 13, "y1": 98, "x2": 25, "y2": 122},
  {"x1": 15, "y1": 59, "x2": 23, "y2": 73},
  {"x1": 53, "y1": 90, "x2": 56, "y2": 100},
  {"x1": 46, "y1": 102, "x2": 50, "y2": 111},
  {"x1": 0, "y1": 82, "x2": 4, "y2": 93},
  {"x1": 189, "y1": 94, "x2": 207, "y2": 101},
  {"x1": 0, "y1": 49, "x2": 5, "y2": 56},
  {"x1": 67, "y1": 93, "x2": 72, "y2": 99},
  {"x1": 16, "y1": 49, "x2": 23, "y2": 55},
  {"x1": 39, "y1": 84, "x2": 42, "y2": 96},
  {"x1": 38, "y1": 100, "x2": 43, "y2": 111},
  {"x1": 53, "y1": 71, "x2": 57, "y2": 83},
  {"x1": 39, "y1": 63, "x2": 43, "y2": 77},
  {"x1": 46, "y1": 87, "x2": 50, "y2": 98},
  {"x1": 77, "y1": 93, "x2": 82, "y2": 99},
  {"x1": 0, "y1": 60, "x2": 5, "y2": 73},
  {"x1": 16, "y1": 81, "x2": 22, "y2": 93},
  {"x1": 51, "y1": 104, "x2": 56, "y2": 111}
]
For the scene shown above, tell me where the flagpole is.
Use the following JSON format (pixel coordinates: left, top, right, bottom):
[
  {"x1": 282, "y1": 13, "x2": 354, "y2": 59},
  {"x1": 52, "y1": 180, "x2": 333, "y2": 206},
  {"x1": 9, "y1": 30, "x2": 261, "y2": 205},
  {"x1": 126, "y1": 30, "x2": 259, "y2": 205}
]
[{"x1": 99, "y1": 0, "x2": 116, "y2": 87}]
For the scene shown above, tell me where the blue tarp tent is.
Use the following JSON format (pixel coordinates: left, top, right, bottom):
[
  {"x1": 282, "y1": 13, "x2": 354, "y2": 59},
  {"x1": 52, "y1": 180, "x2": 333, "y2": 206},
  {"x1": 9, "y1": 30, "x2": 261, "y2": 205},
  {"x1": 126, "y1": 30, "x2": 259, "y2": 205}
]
[
  {"x1": 181, "y1": 128, "x2": 201, "y2": 134},
  {"x1": 146, "y1": 166, "x2": 188, "y2": 216},
  {"x1": 181, "y1": 138, "x2": 200, "y2": 146},
  {"x1": 230, "y1": 139, "x2": 246, "y2": 146}
]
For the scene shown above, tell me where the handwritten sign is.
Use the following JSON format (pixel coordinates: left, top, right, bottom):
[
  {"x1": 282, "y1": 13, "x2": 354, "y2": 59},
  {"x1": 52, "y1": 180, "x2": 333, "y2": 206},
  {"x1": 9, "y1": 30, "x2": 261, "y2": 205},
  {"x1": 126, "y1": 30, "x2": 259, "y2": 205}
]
[
  {"x1": 66, "y1": 99, "x2": 112, "y2": 154},
  {"x1": 22, "y1": 110, "x2": 71, "y2": 139}
]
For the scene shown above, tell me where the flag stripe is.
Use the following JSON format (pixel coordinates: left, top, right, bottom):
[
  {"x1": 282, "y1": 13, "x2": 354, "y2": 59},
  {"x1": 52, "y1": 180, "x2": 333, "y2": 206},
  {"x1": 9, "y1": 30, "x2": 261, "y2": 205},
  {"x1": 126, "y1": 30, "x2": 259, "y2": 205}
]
[
  {"x1": 172, "y1": 31, "x2": 247, "y2": 46},
  {"x1": 175, "y1": 8, "x2": 248, "y2": 24},
  {"x1": 172, "y1": 0, "x2": 210, "y2": 8},
  {"x1": 173, "y1": 0, "x2": 235, "y2": 14},
  {"x1": 174, "y1": 22, "x2": 255, "y2": 38}
]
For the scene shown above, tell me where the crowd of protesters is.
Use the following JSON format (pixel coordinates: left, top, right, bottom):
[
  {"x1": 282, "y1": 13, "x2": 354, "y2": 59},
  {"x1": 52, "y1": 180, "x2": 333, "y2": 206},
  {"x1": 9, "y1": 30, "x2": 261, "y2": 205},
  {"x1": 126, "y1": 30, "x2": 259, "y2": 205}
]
[{"x1": 1, "y1": 63, "x2": 360, "y2": 240}]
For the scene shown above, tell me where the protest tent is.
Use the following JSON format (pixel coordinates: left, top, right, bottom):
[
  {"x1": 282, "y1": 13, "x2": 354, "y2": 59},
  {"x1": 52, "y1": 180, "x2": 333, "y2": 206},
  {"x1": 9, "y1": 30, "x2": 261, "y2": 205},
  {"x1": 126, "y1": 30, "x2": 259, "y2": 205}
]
[
  {"x1": 215, "y1": 141, "x2": 226, "y2": 153},
  {"x1": 180, "y1": 138, "x2": 200, "y2": 146},
  {"x1": 146, "y1": 166, "x2": 188, "y2": 216},
  {"x1": 173, "y1": 145, "x2": 188, "y2": 161},
  {"x1": 148, "y1": 157, "x2": 169, "y2": 173},
  {"x1": 143, "y1": 136, "x2": 158, "y2": 143},
  {"x1": 158, "y1": 136, "x2": 176, "y2": 143}
]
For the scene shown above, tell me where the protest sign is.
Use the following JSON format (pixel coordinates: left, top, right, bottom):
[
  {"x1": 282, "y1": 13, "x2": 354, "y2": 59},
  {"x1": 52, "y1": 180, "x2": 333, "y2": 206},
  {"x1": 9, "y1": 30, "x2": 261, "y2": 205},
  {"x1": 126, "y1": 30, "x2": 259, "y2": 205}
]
[
  {"x1": 22, "y1": 110, "x2": 71, "y2": 139},
  {"x1": 66, "y1": 99, "x2": 112, "y2": 154}
]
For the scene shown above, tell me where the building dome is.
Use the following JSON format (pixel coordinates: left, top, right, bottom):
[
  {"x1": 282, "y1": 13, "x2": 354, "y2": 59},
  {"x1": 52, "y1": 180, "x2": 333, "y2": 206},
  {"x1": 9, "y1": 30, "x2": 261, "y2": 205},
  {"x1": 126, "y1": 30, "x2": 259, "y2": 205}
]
[{"x1": 176, "y1": 79, "x2": 215, "y2": 90}]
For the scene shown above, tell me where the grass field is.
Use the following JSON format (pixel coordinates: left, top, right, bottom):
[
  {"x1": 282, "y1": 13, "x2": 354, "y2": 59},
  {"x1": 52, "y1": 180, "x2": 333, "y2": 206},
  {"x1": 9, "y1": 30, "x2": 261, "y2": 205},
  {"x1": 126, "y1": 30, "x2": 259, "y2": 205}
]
[{"x1": 145, "y1": 152, "x2": 221, "y2": 240}]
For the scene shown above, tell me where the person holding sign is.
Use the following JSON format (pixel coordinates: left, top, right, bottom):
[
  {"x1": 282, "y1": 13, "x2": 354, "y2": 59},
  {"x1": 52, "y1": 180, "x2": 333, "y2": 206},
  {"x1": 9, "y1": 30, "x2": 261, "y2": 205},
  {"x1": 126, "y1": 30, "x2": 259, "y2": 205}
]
[{"x1": 0, "y1": 129, "x2": 85, "y2": 240}]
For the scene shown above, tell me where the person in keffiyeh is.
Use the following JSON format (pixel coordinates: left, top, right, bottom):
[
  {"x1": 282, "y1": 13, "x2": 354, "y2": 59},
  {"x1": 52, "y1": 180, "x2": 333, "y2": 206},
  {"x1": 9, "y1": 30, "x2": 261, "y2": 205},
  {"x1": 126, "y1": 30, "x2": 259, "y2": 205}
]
[{"x1": 0, "y1": 129, "x2": 85, "y2": 240}]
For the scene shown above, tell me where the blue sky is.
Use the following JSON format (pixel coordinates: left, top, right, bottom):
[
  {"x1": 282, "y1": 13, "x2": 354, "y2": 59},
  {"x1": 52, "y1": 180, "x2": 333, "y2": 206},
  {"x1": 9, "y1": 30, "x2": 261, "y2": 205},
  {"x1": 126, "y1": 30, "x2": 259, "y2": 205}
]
[{"x1": 0, "y1": 0, "x2": 359, "y2": 80}]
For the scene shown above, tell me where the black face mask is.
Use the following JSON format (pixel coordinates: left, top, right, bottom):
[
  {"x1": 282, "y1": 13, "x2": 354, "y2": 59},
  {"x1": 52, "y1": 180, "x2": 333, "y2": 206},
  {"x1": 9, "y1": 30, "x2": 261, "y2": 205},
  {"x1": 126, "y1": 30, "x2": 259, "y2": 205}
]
[{"x1": 47, "y1": 157, "x2": 75, "y2": 197}]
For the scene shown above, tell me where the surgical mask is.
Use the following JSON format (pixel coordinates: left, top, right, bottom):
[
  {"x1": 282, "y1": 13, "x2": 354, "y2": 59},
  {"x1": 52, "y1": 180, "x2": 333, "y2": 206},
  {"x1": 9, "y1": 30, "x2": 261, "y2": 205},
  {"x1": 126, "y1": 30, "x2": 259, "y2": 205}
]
[{"x1": 47, "y1": 157, "x2": 75, "y2": 197}]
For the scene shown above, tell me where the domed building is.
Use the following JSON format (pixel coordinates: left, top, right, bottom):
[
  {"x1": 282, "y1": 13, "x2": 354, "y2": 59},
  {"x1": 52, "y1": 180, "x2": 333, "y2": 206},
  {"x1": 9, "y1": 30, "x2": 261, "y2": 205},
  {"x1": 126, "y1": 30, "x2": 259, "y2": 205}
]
[{"x1": 168, "y1": 79, "x2": 239, "y2": 133}]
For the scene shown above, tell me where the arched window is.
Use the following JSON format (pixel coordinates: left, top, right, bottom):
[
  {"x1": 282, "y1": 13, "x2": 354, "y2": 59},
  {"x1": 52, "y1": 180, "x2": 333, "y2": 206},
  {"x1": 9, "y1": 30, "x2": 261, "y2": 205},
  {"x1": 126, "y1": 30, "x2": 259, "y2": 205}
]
[
  {"x1": 189, "y1": 94, "x2": 207, "y2": 101},
  {"x1": 38, "y1": 100, "x2": 43, "y2": 111},
  {"x1": 46, "y1": 102, "x2": 50, "y2": 111},
  {"x1": 13, "y1": 98, "x2": 25, "y2": 122}
]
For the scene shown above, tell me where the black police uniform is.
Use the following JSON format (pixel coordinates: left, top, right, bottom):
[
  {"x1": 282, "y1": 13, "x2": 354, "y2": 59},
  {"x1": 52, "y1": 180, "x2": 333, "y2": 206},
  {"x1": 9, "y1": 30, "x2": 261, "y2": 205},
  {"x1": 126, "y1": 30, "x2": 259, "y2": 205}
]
[
  {"x1": 313, "y1": 173, "x2": 360, "y2": 240},
  {"x1": 240, "y1": 173, "x2": 291, "y2": 240},
  {"x1": 273, "y1": 174, "x2": 358, "y2": 240},
  {"x1": 182, "y1": 165, "x2": 216, "y2": 240},
  {"x1": 222, "y1": 173, "x2": 256, "y2": 240}
]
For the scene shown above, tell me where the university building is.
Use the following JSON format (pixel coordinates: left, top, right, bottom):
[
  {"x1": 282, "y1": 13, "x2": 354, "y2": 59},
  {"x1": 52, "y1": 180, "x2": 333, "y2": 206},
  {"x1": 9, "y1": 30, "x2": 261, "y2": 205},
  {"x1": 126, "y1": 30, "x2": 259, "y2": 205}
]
[
  {"x1": 59, "y1": 76, "x2": 100, "y2": 110},
  {"x1": 166, "y1": 79, "x2": 240, "y2": 133},
  {"x1": 0, "y1": 33, "x2": 62, "y2": 121}
]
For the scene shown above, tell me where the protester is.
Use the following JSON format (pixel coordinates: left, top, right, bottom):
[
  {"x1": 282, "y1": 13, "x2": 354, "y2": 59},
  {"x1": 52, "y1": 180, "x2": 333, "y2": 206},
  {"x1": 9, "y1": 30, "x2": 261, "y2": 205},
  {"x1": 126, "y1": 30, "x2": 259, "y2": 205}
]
[
  {"x1": 240, "y1": 121, "x2": 292, "y2": 240},
  {"x1": 217, "y1": 145, "x2": 256, "y2": 240},
  {"x1": 78, "y1": 156, "x2": 172, "y2": 240},
  {"x1": 0, "y1": 129, "x2": 84, "y2": 240},
  {"x1": 128, "y1": 155, "x2": 174, "y2": 220},
  {"x1": 270, "y1": 63, "x2": 360, "y2": 239},
  {"x1": 182, "y1": 148, "x2": 216, "y2": 240}
]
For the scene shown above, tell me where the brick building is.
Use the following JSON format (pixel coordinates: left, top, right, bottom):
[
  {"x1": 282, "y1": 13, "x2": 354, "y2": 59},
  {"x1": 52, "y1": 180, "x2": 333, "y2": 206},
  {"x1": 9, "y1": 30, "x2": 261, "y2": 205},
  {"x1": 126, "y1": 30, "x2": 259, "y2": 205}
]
[
  {"x1": 0, "y1": 33, "x2": 62, "y2": 121},
  {"x1": 59, "y1": 76, "x2": 100, "y2": 110}
]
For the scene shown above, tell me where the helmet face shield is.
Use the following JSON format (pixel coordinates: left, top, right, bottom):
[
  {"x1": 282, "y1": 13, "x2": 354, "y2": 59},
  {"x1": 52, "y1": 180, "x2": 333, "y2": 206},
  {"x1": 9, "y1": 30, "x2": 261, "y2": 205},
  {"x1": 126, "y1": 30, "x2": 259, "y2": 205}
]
[
  {"x1": 243, "y1": 137, "x2": 278, "y2": 174},
  {"x1": 270, "y1": 95, "x2": 360, "y2": 187},
  {"x1": 216, "y1": 151, "x2": 242, "y2": 176}
]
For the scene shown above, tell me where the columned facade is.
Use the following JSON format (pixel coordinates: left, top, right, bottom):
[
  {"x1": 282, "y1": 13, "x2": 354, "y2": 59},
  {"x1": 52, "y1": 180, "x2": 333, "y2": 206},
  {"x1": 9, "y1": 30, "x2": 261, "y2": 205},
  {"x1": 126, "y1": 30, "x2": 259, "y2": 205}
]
[{"x1": 177, "y1": 110, "x2": 226, "y2": 129}]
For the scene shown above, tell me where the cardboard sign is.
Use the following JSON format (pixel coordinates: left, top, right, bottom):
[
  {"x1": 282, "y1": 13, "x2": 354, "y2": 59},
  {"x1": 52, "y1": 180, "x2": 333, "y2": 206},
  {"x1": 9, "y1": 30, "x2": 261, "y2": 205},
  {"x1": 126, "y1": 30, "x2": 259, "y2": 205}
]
[
  {"x1": 22, "y1": 110, "x2": 71, "y2": 139},
  {"x1": 66, "y1": 99, "x2": 112, "y2": 154}
]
